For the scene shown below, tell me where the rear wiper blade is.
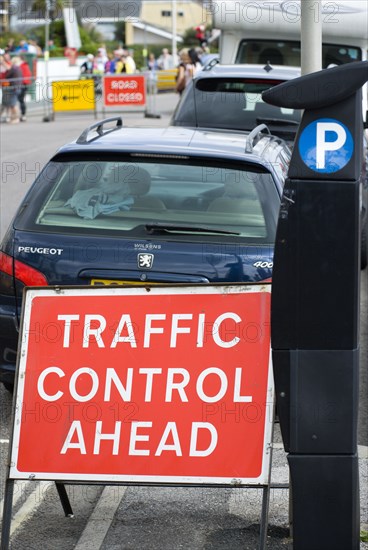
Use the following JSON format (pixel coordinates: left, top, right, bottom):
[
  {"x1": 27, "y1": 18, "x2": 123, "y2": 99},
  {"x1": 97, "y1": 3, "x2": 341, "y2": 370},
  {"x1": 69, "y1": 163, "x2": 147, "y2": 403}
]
[
  {"x1": 145, "y1": 223, "x2": 240, "y2": 235},
  {"x1": 256, "y1": 117, "x2": 299, "y2": 126}
]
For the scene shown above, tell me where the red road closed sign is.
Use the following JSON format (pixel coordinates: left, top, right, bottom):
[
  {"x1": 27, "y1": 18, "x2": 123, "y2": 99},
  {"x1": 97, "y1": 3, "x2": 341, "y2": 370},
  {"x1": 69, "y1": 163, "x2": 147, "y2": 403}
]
[
  {"x1": 10, "y1": 285, "x2": 274, "y2": 485},
  {"x1": 103, "y1": 75, "x2": 146, "y2": 107}
]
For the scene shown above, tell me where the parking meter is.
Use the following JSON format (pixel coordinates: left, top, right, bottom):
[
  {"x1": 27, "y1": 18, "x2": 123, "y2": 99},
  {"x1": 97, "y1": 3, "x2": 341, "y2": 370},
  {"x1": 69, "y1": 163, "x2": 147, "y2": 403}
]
[{"x1": 263, "y1": 61, "x2": 368, "y2": 550}]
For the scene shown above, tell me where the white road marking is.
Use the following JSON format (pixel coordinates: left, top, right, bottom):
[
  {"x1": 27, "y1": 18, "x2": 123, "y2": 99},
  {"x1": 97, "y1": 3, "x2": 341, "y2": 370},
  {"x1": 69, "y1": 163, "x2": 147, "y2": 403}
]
[
  {"x1": 8, "y1": 481, "x2": 50, "y2": 536},
  {"x1": 74, "y1": 485, "x2": 128, "y2": 550},
  {"x1": 0, "y1": 481, "x2": 53, "y2": 546},
  {"x1": 358, "y1": 445, "x2": 368, "y2": 459},
  {"x1": 0, "y1": 439, "x2": 10, "y2": 444},
  {"x1": 0, "y1": 443, "x2": 366, "y2": 546},
  {"x1": 0, "y1": 481, "x2": 31, "y2": 520}
]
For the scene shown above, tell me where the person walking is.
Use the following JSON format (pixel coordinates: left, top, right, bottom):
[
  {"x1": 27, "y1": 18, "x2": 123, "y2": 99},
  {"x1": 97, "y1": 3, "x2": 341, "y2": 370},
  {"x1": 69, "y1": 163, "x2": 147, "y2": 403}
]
[
  {"x1": 0, "y1": 52, "x2": 11, "y2": 122},
  {"x1": 157, "y1": 48, "x2": 174, "y2": 70},
  {"x1": 115, "y1": 54, "x2": 128, "y2": 74},
  {"x1": 108, "y1": 49, "x2": 124, "y2": 74},
  {"x1": 175, "y1": 48, "x2": 201, "y2": 96},
  {"x1": 5, "y1": 39, "x2": 15, "y2": 54},
  {"x1": 1, "y1": 56, "x2": 22, "y2": 123},
  {"x1": 80, "y1": 54, "x2": 95, "y2": 75},
  {"x1": 18, "y1": 56, "x2": 32, "y2": 122},
  {"x1": 175, "y1": 49, "x2": 190, "y2": 96},
  {"x1": 95, "y1": 48, "x2": 108, "y2": 73},
  {"x1": 115, "y1": 51, "x2": 135, "y2": 74},
  {"x1": 147, "y1": 52, "x2": 159, "y2": 72},
  {"x1": 188, "y1": 48, "x2": 203, "y2": 74},
  {"x1": 147, "y1": 52, "x2": 159, "y2": 94},
  {"x1": 195, "y1": 25, "x2": 206, "y2": 47},
  {"x1": 15, "y1": 40, "x2": 29, "y2": 53},
  {"x1": 125, "y1": 49, "x2": 136, "y2": 73}
]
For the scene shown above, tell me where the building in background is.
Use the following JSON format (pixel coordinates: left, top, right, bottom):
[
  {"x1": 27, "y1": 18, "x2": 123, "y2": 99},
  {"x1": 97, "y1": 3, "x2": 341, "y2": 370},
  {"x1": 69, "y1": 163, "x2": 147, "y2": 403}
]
[
  {"x1": 0, "y1": 0, "x2": 10, "y2": 32},
  {"x1": 125, "y1": 1, "x2": 206, "y2": 46},
  {"x1": 6, "y1": 0, "x2": 209, "y2": 47},
  {"x1": 8, "y1": 0, "x2": 142, "y2": 35}
]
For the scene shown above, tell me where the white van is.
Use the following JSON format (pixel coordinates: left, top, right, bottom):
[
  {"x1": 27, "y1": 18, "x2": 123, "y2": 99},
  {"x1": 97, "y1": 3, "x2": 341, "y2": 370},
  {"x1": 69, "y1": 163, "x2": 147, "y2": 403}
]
[{"x1": 209, "y1": 0, "x2": 368, "y2": 118}]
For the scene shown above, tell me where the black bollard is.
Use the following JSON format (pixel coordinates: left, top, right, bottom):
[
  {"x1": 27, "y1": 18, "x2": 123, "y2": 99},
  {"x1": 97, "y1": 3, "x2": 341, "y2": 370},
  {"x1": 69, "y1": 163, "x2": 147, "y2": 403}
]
[{"x1": 263, "y1": 61, "x2": 368, "y2": 550}]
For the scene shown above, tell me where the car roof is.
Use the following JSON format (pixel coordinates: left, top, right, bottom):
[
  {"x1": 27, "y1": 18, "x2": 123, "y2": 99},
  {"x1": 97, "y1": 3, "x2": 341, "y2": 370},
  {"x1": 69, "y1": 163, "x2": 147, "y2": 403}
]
[
  {"x1": 53, "y1": 123, "x2": 288, "y2": 172},
  {"x1": 198, "y1": 63, "x2": 301, "y2": 81}
]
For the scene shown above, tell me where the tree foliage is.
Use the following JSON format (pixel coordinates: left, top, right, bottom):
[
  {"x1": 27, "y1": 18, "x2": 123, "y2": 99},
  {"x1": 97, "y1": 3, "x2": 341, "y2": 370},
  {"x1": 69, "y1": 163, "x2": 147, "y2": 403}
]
[
  {"x1": 31, "y1": 0, "x2": 65, "y2": 19},
  {"x1": 27, "y1": 20, "x2": 103, "y2": 55}
]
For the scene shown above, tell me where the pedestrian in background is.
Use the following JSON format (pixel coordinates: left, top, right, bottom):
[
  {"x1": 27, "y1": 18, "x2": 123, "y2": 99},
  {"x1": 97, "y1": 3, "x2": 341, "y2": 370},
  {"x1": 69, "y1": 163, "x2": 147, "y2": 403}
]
[
  {"x1": 175, "y1": 48, "x2": 202, "y2": 96},
  {"x1": 95, "y1": 48, "x2": 108, "y2": 73},
  {"x1": 80, "y1": 54, "x2": 95, "y2": 75},
  {"x1": 0, "y1": 52, "x2": 11, "y2": 122},
  {"x1": 104, "y1": 52, "x2": 115, "y2": 74},
  {"x1": 5, "y1": 39, "x2": 15, "y2": 54},
  {"x1": 115, "y1": 54, "x2": 128, "y2": 74},
  {"x1": 27, "y1": 40, "x2": 38, "y2": 54},
  {"x1": 115, "y1": 51, "x2": 136, "y2": 74},
  {"x1": 188, "y1": 48, "x2": 203, "y2": 74},
  {"x1": 29, "y1": 40, "x2": 43, "y2": 57},
  {"x1": 125, "y1": 49, "x2": 136, "y2": 73},
  {"x1": 147, "y1": 52, "x2": 159, "y2": 73},
  {"x1": 108, "y1": 49, "x2": 125, "y2": 74},
  {"x1": 157, "y1": 48, "x2": 174, "y2": 70},
  {"x1": 1, "y1": 56, "x2": 22, "y2": 123},
  {"x1": 195, "y1": 25, "x2": 206, "y2": 47},
  {"x1": 15, "y1": 40, "x2": 29, "y2": 53},
  {"x1": 18, "y1": 56, "x2": 32, "y2": 122},
  {"x1": 147, "y1": 52, "x2": 159, "y2": 94},
  {"x1": 175, "y1": 49, "x2": 190, "y2": 95}
]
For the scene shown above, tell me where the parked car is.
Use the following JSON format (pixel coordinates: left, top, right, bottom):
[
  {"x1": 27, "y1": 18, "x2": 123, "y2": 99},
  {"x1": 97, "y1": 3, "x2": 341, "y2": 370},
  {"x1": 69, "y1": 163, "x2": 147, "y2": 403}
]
[
  {"x1": 171, "y1": 63, "x2": 302, "y2": 146},
  {"x1": 0, "y1": 118, "x2": 291, "y2": 391},
  {"x1": 172, "y1": 63, "x2": 368, "y2": 269}
]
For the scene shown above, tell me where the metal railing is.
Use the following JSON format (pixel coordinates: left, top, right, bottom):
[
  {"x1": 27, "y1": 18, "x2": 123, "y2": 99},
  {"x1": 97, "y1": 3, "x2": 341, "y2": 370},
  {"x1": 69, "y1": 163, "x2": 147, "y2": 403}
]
[{"x1": 1, "y1": 70, "x2": 179, "y2": 122}]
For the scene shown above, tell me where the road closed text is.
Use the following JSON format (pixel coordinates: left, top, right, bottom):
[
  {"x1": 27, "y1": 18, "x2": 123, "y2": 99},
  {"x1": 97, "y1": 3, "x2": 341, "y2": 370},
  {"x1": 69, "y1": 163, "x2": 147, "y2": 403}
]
[
  {"x1": 103, "y1": 75, "x2": 146, "y2": 107},
  {"x1": 11, "y1": 287, "x2": 273, "y2": 484}
]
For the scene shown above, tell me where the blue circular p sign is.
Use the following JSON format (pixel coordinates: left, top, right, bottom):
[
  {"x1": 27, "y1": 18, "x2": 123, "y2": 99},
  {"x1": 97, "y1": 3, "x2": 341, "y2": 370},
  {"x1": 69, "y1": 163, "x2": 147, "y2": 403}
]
[{"x1": 298, "y1": 118, "x2": 354, "y2": 173}]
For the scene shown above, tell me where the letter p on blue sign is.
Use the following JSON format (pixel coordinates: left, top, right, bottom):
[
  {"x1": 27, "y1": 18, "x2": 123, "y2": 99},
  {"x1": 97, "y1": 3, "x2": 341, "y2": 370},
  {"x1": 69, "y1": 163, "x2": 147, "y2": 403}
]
[{"x1": 299, "y1": 118, "x2": 354, "y2": 173}]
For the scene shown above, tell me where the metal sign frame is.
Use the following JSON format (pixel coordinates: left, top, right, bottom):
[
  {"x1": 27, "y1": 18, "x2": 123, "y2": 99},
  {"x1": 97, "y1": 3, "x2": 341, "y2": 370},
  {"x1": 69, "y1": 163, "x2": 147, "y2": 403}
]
[
  {"x1": 10, "y1": 284, "x2": 274, "y2": 485},
  {"x1": 1, "y1": 284, "x2": 276, "y2": 550}
]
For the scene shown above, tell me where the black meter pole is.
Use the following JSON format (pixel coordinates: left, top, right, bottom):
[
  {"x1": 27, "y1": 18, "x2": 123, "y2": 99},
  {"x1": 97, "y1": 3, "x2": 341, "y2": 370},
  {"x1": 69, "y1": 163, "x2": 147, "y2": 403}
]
[{"x1": 263, "y1": 61, "x2": 368, "y2": 550}]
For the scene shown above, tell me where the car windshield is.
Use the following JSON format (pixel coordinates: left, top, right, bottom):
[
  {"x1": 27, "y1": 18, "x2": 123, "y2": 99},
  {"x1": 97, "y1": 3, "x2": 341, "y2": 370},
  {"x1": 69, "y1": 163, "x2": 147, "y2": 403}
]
[
  {"x1": 191, "y1": 78, "x2": 301, "y2": 132},
  {"x1": 19, "y1": 157, "x2": 280, "y2": 243},
  {"x1": 235, "y1": 39, "x2": 362, "y2": 67}
]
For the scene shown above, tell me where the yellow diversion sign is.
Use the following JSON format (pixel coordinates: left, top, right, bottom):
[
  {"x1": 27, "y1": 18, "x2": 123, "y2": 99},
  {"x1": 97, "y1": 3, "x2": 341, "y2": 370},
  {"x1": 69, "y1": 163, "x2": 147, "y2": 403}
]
[{"x1": 52, "y1": 79, "x2": 95, "y2": 112}]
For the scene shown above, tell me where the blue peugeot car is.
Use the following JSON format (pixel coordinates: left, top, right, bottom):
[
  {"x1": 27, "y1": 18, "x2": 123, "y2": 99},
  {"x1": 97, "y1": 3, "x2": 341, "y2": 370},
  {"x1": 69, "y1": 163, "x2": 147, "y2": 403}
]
[{"x1": 0, "y1": 118, "x2": 291, "y2": 390}]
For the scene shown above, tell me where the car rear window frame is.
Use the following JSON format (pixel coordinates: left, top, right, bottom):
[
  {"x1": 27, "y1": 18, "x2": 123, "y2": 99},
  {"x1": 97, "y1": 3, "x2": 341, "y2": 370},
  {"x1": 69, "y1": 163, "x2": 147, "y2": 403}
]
[
  {"x1": 13, "y1": 152, "x2": 281, "y2": 245},
  {"x1": 174, "y1": 76, "x2": 302, "y2": 133}
]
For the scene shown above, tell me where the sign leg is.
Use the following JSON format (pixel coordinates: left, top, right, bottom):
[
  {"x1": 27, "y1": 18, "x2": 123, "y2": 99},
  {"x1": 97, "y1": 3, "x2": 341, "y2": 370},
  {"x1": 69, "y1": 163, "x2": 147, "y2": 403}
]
[
  {"x1": 259, "y1": 485, "x2": 270, "y2": 550},
  {"x1": 55, "y1": 482, "x2": 74, "y2": 517},
  {"x1": 0, "y1": 478, "x2": 14, "y2": 550}
]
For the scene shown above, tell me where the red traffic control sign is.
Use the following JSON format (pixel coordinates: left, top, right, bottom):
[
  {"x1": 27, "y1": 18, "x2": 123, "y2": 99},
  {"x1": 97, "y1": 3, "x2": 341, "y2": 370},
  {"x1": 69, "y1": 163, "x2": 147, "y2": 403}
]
[
  {"x1": 10, "y1": 285, "x2": 274, "y2": 485},
  {"x1": 103, "y1": 75, "x2": 146, "y2": 107}
]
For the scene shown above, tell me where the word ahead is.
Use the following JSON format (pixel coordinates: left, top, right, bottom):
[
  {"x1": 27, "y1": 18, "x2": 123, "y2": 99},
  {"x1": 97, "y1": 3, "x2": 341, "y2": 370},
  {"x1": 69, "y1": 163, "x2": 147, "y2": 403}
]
[{"x1": 10, "y1": 285, "x2": 273, "y2": 485}]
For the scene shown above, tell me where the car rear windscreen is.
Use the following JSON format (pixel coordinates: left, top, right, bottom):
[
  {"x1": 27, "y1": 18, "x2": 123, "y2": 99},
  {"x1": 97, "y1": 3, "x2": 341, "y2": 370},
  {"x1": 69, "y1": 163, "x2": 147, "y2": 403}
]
[
  {"x1": 191, "y1": 78, "x2": 301, "y2": 131},
  {"x1": 16, "y1": 158, "x2": 280, "y2": 243}
]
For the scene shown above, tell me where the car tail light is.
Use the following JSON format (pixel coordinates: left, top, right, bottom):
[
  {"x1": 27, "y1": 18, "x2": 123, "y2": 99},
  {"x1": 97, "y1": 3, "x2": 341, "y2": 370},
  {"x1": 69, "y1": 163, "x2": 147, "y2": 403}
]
[{"x1": 0, "y1": 251, "x2": 48, "y2": 295}]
